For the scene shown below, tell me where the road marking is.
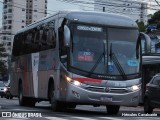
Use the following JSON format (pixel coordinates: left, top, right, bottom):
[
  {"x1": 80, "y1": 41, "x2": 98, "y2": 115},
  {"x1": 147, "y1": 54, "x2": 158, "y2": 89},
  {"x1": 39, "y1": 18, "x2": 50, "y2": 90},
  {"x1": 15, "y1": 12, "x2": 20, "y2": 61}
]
[
  {"x1": 100, "y1": 117, "x2": 124, "y2": 120},
  {"x1": 45, "y1": 117, "x2": 67, "y2": 120},
  {"x1": 71, "y1": 117, "x2": 96, "y2": 120},
  {"x1": 12, "y1": 109, "x2": 41, "y2": 111}
]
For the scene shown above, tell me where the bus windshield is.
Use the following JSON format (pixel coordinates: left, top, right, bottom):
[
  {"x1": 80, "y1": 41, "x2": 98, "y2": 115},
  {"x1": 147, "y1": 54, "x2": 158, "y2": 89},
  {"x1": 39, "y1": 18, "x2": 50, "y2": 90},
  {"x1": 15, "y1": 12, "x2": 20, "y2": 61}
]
[{"x1": 70, "y1": 24, "x2": 140, "y2": 78}]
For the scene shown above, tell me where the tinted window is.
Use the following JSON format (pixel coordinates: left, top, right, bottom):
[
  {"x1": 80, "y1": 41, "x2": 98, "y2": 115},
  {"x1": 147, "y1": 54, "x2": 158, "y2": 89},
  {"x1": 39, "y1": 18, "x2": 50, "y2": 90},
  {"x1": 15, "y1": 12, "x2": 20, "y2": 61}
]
[
  {"x1": 12, "y1": 20, "x2": 56, "y2": 56},
  {"x1": 0, "y1": 82, "x2": 5, "y2": 87},
  {"x1": 152, "y1": 76, "x2": 160, "y2": 85},
  {"x1": 12, "y1": 34, "x2": 24, "y2": 56}
]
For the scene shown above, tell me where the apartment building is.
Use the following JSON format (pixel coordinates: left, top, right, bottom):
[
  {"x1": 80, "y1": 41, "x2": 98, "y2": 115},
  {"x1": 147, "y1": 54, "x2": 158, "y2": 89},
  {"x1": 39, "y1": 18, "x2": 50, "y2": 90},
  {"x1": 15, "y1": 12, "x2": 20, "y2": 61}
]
[
  {"x1": 0, "y1": 0, "x2": 47, "y2": 63},
  {"x1": 0, "y1": 28, "x2": 2, "y2": 44},
  {"x1": 94, "y1": 0, "x2": 148, "y2": 25}
]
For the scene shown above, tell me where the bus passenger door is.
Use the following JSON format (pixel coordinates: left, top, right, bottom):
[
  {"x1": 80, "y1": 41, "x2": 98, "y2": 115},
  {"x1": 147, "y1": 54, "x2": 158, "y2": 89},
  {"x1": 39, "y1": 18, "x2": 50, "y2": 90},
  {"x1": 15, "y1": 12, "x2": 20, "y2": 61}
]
[{"x1": 31, "y1": 53, "x2": 39, "y2": 98}]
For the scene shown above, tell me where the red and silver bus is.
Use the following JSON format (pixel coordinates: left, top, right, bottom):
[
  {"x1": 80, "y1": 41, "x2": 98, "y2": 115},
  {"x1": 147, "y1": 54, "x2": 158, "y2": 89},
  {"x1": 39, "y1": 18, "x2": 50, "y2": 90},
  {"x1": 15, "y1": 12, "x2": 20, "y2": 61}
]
[{"x1": 10, "y1": 10, "x2": 144, "y2": 114}]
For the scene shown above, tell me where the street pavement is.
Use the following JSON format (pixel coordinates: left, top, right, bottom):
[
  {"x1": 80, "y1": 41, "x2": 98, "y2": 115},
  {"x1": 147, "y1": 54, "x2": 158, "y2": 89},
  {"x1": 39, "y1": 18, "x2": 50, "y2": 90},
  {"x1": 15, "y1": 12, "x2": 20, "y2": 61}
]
[{"x1": 0, "y1": 98, "x2": 160, "y2": 120}]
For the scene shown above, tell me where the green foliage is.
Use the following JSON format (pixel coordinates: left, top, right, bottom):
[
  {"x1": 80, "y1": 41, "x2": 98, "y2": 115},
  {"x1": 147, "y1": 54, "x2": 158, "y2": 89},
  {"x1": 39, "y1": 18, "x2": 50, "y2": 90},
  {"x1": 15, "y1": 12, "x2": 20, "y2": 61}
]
[
  {"x1": 0, "y1": 43, "x2": 8, "y2": 75},
  {"x1": 136, "y1": 21, "x2": 146, "y2": 32},
  {"x1": 148, "y1": 10, "x2": 160, "y2": 29}
]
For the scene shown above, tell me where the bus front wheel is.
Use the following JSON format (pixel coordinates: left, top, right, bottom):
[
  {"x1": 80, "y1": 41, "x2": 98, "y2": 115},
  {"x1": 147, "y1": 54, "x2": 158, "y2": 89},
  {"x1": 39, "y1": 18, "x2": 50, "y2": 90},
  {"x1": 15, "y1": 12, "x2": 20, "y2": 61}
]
[
  {"x1": 106, "y1": 105, "x2": 120, "y2": 115},
  {"x1": 49, "y1": 84, "x2": 63, "y2": 111}
]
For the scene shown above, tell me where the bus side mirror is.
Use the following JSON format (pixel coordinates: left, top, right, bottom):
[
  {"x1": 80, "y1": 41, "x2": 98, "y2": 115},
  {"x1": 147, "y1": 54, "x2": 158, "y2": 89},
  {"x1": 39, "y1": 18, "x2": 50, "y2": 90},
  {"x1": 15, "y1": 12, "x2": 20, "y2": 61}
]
[
  {"x1": 63, "y1": 25, "x2": 71, "y2": 47},
  {"x1": 140, "y1": 32, "x2": 151, "y2": 54},
  {"x1": 136, "y1": 35, "x2": 141, "y2": 59}
]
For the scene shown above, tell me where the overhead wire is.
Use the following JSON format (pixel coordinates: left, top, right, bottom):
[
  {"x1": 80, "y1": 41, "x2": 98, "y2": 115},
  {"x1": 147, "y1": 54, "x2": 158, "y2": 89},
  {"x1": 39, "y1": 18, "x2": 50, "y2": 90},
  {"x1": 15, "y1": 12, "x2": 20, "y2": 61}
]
[{"x1": 57, "y1": 0, "x2": 160, "y2": 10}]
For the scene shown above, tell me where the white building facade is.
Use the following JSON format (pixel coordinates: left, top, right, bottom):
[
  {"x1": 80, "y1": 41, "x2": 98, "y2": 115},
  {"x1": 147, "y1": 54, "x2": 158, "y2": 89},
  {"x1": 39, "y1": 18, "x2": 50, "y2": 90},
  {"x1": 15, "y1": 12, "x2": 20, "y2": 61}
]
[
  {"x1": 94, "y1": 0, "x2": 148, "y2": 25},
  {"x1": 0, "y1": 0, "x2": 47, "y2": 63}
]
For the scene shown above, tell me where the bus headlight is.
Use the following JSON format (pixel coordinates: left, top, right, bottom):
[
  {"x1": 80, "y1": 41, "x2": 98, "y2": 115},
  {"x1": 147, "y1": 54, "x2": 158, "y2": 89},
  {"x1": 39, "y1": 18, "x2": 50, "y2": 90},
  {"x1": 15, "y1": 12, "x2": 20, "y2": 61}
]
[
  {"x1": 128, "y1": 84, "x2": 141, "y2": 92},
  {"x1": 73, "y1": 80, "x2": 81, "y2": 86},
  {"x1": 65, "y1": 76, "x2": 81, "y2": 86}
]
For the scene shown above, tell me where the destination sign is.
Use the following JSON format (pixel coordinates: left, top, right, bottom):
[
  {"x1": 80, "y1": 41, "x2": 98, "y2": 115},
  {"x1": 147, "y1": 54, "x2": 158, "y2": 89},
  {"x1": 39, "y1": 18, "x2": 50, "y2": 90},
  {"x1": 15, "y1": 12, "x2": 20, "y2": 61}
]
[{"x1": 77, "y1": 25, "x2": 102, "y2": 32}]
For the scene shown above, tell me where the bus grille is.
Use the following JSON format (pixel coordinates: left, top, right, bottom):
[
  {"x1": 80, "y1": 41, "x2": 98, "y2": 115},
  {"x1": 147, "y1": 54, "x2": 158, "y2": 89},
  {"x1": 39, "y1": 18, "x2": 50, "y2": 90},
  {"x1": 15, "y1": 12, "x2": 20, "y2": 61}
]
[
  {"x1": 85, "y1": 86, "x2": 104, "y2": 92},
  {"x1": 109, "y1": 88, "x2": 128, "y2": 93},
  {"x1": 83, "y1": 85, "x2": 129, "y2": 93}
]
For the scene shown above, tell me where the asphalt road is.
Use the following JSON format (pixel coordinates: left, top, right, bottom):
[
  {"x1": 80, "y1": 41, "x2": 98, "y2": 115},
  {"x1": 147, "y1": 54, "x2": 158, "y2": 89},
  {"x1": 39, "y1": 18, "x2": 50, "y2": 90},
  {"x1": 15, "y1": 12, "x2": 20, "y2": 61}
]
[{"x1": 0, "y1": 98, "x2": 160, "y2": 120}]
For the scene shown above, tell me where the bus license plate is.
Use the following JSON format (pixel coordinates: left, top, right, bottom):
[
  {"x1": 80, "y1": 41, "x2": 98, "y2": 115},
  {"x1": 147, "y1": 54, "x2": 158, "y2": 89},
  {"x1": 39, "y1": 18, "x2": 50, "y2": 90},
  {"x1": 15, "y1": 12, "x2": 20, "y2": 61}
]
[{"x1": 100, "y1": 96, "x2": 112, "y2": 102}]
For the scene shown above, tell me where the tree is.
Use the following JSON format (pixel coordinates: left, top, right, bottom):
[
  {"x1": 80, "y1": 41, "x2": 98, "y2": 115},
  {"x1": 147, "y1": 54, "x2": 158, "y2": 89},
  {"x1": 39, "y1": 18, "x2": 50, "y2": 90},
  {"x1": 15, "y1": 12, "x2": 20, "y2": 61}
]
[
  {"x1": 0, "y1": 43, "x2": 8, "y2": 77},
  {"x1": 148, "y1": 10, "x2": 160, "y2": 29},
  {"x1": 136, "y1": 21, "x2": 146, "y2": 32}
]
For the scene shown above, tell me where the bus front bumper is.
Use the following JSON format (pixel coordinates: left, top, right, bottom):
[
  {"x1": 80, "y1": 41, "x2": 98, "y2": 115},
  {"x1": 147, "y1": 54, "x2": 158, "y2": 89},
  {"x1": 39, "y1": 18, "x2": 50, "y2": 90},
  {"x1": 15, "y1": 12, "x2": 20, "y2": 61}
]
[{"x1": 66, "y1": 83, "x2": 140, "y2": 107}]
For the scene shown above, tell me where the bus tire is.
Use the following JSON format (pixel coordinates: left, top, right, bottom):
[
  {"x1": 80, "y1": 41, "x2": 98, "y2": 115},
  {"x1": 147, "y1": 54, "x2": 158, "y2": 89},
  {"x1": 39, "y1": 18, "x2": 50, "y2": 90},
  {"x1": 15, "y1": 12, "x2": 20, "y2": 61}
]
[
  {"x1": 18, "y1": 82, "x2": 27, "y2": 106},
  {"x1": 10, "y1": 96, "x2": 13, "y2": 99},
  {"x1": 106, "y1": 105, "x2": 120, "y2": 115},
  {"x1": 67, "y1": 103, "x2": 76, "y2": 109},
  {"x1": 26, "y1": 99, "x2": 36, "y2": 107},
  {"x1": 49, "y1": 83, "x2": 63, "y2": 111}
]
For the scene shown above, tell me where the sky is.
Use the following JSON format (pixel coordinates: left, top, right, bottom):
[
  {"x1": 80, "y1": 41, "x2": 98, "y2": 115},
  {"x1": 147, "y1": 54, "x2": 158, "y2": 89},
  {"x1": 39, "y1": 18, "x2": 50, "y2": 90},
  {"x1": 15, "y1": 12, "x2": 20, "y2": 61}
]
[{"x1": 0, "y1": 0, "x2": 159, "y2": 28}]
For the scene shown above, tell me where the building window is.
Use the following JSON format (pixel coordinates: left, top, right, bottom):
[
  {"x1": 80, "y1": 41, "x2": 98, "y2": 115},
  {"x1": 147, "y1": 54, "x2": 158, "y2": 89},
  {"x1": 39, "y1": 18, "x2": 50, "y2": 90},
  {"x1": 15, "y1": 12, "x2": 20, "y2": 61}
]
[
  {"x1": 34, "y1": 9, "x2": 37, "y2": 12},
  {"x1": 22, "y1": 8, "x2": 25, "y2": 11},
  {"x1": 22, "y1": 20, "x2": 25, "y2": 23},
  {"x1": 8, "y1": 20, "x2": 12, "y2": 24},
  {"x1": 8, "y1": 25, "x2": 12, "y2": 29},
  {"x1": 3, "y1": 26, "x2": 7, "y2": 30},
  {"x1": 8, "y1": 9, "x2": 12, "y2": 13},
  {"x1": 22, "y1": 26, "x2": 24, "y2": 28},
  {"x1": 7, "y1": 42, "x2": 11, "y2": 46}
]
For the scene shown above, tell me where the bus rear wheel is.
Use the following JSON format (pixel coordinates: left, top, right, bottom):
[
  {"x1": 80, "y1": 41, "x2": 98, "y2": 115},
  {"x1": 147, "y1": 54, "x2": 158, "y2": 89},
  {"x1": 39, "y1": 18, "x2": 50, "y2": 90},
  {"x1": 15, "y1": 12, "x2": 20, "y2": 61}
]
[
  {"x1": 106, "y1": 105, "x2": 120, "y2": 115},
  {"x1": 19, "y1": 83, "x2": 27, "y2": 106}
]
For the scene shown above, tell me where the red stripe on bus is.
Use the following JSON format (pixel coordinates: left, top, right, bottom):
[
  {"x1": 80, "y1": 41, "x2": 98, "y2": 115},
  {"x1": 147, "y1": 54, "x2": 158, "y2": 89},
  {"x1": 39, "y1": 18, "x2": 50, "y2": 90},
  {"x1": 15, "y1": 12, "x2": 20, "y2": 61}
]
[{"x1": 73, "y1": 78, "x2": 102, "y2": 83}]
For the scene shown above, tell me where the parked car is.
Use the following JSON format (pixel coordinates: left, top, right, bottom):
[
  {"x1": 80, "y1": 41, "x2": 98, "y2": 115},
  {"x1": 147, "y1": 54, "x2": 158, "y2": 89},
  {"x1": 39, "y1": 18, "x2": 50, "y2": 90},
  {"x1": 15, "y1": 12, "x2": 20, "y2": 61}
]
[
  {"x1": 0, "y1": 81, "x2": 7, "y2": 98},
  {"x1": 144, "y1": 74, "x2": 160, "y2": 114},
  {"x1": 5, "y1": 86, "x2": 13, "y2": 99}
]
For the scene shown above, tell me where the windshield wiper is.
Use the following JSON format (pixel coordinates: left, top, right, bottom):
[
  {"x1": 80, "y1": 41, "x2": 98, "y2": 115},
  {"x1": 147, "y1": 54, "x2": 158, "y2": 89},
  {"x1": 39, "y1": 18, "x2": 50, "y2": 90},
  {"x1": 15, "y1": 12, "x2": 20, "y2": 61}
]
[
  {"x1": 88, "y1": 52, "x2": 105, "y2": 77},
  {"x1": 109, "y1": 43, "x2": 127, "y2": 80},
  {"x1": 88, "y1": 43, "x2": 105, "y2": 77}
]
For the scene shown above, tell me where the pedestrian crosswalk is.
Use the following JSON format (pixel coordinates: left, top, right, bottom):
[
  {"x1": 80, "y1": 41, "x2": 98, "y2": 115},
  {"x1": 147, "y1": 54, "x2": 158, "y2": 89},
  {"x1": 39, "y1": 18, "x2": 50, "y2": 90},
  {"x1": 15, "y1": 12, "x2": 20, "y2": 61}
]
[{"x1": 2, "y1": 116, "x2": 160, "y2": 120}]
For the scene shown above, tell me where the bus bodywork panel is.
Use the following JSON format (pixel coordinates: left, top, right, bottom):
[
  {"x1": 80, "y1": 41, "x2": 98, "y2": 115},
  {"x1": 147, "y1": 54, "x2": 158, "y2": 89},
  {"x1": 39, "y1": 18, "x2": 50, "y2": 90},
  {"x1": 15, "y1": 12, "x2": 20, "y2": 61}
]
[
  {"x1": 10, "y1": 49, "x2": 59, "y2": 99},
  {"x1": 65, "y1": 11, "x2": 138, "y2": 28},
  {"x1": 62, "y1": 73, "x2": 141, "y2": 106}
]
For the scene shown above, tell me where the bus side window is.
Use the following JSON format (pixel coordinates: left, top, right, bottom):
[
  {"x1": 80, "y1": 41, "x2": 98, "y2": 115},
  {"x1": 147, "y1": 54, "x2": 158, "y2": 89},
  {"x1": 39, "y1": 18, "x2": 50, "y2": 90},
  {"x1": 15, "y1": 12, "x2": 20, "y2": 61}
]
[
  {"x1": 41, "y1": 24, "x2": 47, "y2": 46},
  {"x1": 47, "y1": 21, "x2": 56, "y2": 48},
  {"x1": 12, "y1": 35, "x2": 22, "y2": 57},
  {"x1": 31, "y1": 29, "x2": 39, "y2": 53},
  {"x1": 24, "y1": 32, "x2": 33, "y2": 54},
  {"x1": 35, "y1": 26, "x2": 42, "y2": 45}
]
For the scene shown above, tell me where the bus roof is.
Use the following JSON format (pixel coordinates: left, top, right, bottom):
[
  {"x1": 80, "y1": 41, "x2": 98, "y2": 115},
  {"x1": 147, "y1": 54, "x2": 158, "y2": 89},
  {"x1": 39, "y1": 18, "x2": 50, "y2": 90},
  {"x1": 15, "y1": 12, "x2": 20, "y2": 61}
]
[{"x1": 16, "y1": 10, "x2": 138, "y2": 35}]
